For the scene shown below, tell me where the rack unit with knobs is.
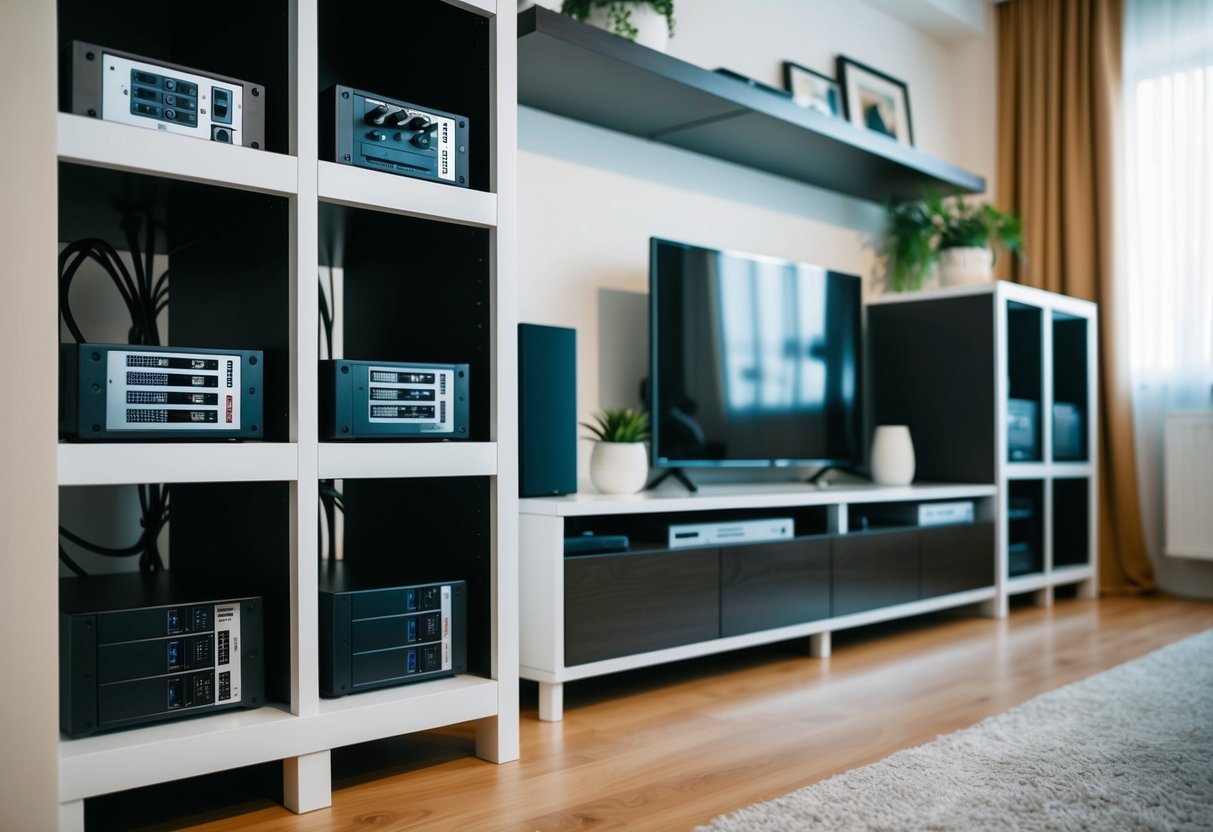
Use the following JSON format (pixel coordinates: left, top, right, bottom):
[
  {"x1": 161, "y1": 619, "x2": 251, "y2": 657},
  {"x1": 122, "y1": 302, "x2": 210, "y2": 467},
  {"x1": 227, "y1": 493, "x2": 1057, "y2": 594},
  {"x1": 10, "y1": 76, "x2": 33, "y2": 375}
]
[
  {"x1": 4, "y1": 0, "x2": 519, "y2": 827},
  {"x1": 867, "y1": 281, "x2": 1099, "y2": 617}
]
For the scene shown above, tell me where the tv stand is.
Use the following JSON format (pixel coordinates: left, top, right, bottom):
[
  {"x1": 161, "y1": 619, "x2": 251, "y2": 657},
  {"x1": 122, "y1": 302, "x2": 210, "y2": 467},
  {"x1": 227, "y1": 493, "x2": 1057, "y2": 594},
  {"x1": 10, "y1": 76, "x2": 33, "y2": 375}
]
[
  {"x1": 645, "y1": 467, "x2": 698, "y2": 493},
  {"x1": 520, "y1": 482, "x2": 997, "y2": 721}
]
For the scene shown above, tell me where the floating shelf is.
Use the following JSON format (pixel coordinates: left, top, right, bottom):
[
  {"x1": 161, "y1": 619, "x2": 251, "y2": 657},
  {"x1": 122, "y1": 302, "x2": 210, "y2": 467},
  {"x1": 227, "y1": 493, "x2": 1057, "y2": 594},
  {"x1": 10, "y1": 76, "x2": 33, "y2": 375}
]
[{"x1": 517, "y1": 7, "x2": 985, "y2": 203}]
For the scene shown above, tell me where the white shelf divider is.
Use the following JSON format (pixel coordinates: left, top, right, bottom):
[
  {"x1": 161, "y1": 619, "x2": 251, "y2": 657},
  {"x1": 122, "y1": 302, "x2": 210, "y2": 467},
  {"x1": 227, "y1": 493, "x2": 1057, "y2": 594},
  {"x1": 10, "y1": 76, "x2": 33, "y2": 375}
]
[
  {"x1": 317, "y1": 161, "x2": 497, "y2": 227},
  {"x1": 57, "y1": 113, "x2": 298, "y2": 196},
  {"x1": 58, "y1": 443, "x2": 300, "y2": 486},
  {"x1": 310, "y1": 676, "x2": 498, "y2": 747},
  {"x1": 317, "y1": 441, "x2": 498, "y2": 480}
]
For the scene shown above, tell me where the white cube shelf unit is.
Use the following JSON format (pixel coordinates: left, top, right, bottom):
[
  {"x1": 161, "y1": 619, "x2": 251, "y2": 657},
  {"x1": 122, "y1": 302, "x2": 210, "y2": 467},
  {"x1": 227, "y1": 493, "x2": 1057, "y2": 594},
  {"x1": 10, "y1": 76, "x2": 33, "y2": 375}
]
[
  {"x1": 521, "y1": 482, "x2": 997, "y2": 722},
  {"x1": 868, "y1": 281, "x2": 1099, "y2": 616},
  {"x1": 43, "y1": 0, "x2": 518, "y2": 828}
]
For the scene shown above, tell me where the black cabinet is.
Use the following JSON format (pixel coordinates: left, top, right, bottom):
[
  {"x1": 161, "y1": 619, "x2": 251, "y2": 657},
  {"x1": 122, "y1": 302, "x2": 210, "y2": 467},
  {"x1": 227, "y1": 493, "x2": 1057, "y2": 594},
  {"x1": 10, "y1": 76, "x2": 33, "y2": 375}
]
[
  {"x1": 564, "y1": 549, "x2": 719, "y2": 666},
  {"x1": 831, "y1": 529, "x2": 920, "y2": 616},
  {"x1": 920, "y1": 522, "x2": 996, "y2": 597},
  {"x1": 721, "y1": 538, "x2": 830, "y2": 637}
]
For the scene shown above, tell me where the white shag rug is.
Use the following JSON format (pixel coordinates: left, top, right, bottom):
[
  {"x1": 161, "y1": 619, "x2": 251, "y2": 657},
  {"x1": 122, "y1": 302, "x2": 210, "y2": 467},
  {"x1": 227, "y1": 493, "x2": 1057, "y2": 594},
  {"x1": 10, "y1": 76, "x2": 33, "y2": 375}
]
[{"x1": 699, "y1": 629, "x2": 1213, "y2": 831}]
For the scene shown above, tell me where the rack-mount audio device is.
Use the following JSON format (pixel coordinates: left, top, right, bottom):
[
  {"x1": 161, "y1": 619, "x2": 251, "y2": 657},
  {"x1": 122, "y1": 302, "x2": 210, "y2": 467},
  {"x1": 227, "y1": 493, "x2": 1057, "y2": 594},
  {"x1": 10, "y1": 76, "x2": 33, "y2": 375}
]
[
  {"x1": 66, "y1": 41, "x2": 266, "y2": 148},
  {"x1": 60, "y1": 343, "x2": 264, "y2": 440},
  {"x1": 321, "y1": 85, "x2": 469, "y2": 186},
  {"x1": 60, "y1": 573, "x2": 264, "y2": 737},
  {"x1": 319, "y1": 565, "x2": 466, "y2": 697},
  {"x1": 319, "y1": 359, "x2": 469, "y2": 440}
]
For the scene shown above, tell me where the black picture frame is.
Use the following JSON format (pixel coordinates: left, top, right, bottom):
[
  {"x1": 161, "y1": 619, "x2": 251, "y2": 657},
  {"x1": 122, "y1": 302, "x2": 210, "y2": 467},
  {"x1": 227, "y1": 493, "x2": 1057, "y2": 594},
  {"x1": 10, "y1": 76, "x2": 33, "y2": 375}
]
[
  {"x1": 781, "y1": 61, "x2": 841, "y2": 118},
  {"x1": 836, "y1": 56, "x2": 914, "y2": 146}
]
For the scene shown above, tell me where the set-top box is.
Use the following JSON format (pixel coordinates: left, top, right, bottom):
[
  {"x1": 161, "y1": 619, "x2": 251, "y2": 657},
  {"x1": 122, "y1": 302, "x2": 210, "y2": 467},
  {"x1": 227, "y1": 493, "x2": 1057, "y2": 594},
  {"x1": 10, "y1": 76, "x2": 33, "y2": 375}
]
[
  {"x1": 60, "y1": 573, "x2": 264, "y2": 737},
  {"x1": 668, "y1": 518, "x2": 795, "y2": 549},
  {"x1": 59, "y1": 343, "x2": 264, "y2": 440},
  {"x1": 67, "y1": 41, "x2": 266, "y2": 148},
  {"x1": 320, "y1": 359, "x2": 469, "y2": 439}
]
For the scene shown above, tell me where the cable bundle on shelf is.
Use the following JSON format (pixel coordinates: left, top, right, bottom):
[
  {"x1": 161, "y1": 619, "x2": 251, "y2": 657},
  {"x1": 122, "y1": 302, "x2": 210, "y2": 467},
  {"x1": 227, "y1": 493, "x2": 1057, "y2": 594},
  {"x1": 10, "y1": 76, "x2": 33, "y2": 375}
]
[{"x1": 59, "y1": 211, "x2": 171, "y2": 576}]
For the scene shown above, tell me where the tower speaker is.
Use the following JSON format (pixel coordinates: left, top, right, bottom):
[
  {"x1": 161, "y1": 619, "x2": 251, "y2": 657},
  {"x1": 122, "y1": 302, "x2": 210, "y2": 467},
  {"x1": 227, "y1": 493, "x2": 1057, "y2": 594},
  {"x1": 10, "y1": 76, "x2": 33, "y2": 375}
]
[{"x1": 519, "y1": 324, "x2": 577, "y2": 497}]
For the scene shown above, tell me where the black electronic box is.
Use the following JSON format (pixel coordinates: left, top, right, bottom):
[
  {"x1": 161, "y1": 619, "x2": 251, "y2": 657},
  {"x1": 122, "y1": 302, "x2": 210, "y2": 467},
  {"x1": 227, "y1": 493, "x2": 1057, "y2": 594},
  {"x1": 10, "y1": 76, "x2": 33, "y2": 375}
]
[
  {"x1": 66, "y1": 41, "x2": 266, "y2": 148},
  {"x1": 60, "y1": 573, "x2": 264, "y2": 737},
  {"x1": 319, "y1": 359, "x2": 469, "y2": 440},
  {"x1": 60, "y1": 343, "x2": 264, "y2": 440},
  {"x1": 321, "y1": 85, "x2": 469, "y2": 186},
  {"x1": 319, "y1": 564, "x2": 466, "y2": 697}
]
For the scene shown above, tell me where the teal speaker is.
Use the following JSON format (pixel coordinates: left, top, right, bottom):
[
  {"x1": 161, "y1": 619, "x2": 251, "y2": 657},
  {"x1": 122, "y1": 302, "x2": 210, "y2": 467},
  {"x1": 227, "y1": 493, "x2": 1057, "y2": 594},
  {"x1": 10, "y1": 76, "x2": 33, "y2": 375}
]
[{"x1": 519, "y1": 324, "x2": 577, "y2": 497}]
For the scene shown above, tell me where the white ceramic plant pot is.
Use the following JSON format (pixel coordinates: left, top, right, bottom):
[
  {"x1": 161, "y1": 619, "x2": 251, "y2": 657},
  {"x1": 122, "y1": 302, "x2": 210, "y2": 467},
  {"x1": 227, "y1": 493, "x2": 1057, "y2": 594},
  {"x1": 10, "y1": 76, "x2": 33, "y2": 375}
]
[
  {"x1": 870, "y1": 425, "x2": 915, "y2": 486},
  {"x1": 586, "y1": 3, "x2": 670, "y2": 52},
  {"x1": 937, "y1": 246, "x2": 994, "y2": 287},
  {"x1": 589, "y1": 441, "x2": 649, "y2": 494}
]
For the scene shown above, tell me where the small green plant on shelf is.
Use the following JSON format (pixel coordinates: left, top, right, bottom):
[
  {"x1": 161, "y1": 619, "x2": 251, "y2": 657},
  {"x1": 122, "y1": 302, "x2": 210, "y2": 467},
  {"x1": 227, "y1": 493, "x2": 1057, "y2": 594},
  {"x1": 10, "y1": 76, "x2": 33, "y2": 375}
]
[
  {"x1": 561, "y1": 0, "x2": 675, "y2": 40},
  {"x1": 883, "y1": 191, "x2": 1024, "y2": 292},
  {"x1": 581, "y1": 407, "x2": 651, "y2": 443}
]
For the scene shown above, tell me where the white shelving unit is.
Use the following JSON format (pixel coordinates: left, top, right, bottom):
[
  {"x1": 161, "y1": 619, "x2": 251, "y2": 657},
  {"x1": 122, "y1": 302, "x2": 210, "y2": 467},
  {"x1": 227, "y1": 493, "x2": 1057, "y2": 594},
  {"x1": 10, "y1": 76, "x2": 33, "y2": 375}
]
[
  {"x1": 868, "y1": 281, "x2": 1100, "y2": 617},
  {"x1": 521, "y1": 482, "x2": 997, "y2": 721},
  {"x1": 39, "y1": 1, "x2": 518, "y2": 828}
]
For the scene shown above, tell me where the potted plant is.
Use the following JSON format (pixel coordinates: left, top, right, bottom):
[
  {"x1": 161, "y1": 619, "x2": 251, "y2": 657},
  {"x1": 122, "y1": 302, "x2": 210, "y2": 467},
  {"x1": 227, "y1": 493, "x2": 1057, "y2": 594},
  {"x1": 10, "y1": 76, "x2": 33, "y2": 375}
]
[
  {"x1": 883, "y1": 192, "x2": 1024, "y2": 291},
  {"x1": 560, "y1": 0, "x2": 675, "y2": 52},
  {"x1": 582, "y1": 407, "x2": 651, "y2": 494}
]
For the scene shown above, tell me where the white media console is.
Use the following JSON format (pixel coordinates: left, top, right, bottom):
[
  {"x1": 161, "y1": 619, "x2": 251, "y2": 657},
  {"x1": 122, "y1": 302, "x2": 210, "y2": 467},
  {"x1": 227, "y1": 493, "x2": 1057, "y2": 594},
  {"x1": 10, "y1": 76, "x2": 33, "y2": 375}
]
[{"x1": 520, "y1": 481, "x2": 997, "y2": 721}]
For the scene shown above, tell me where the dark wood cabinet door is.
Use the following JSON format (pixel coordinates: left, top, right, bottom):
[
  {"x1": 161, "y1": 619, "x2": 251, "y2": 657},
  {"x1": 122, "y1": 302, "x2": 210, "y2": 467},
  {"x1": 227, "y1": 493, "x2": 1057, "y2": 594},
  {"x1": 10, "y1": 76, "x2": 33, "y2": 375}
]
[
  {"x1": 564, "y1": 549, "x2": 719, "y2": 666},
  {"x1": 920, "y1": 522, "x2": 996, "y2": 598},
  {"x1": 720, "y1": 538, "x2": 830, "y2": 637},
  {"x1": 831, "y1": 530, "x2": 919, "y2": 616}
]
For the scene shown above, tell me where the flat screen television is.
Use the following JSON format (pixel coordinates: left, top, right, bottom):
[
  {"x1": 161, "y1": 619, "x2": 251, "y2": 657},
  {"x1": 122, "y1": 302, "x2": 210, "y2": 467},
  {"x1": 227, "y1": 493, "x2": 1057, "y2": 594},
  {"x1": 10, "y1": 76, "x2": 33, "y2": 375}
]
[{"x1": 649, "y1": 238, "x2": 863, "y2": 471}]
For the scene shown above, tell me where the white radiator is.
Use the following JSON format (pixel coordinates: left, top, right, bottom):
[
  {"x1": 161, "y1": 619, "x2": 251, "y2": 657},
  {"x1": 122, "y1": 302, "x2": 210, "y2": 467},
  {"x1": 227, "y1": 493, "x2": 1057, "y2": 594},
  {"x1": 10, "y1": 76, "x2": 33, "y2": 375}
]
[{"x1": 1165, "y1": 412, "x2": 1213, "y2": 560}]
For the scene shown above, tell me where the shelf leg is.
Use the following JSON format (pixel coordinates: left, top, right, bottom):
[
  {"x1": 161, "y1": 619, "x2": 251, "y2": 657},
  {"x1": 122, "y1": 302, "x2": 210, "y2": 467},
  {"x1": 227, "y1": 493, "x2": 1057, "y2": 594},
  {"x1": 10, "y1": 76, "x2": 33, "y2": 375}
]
[
  {"x1": 1077, "y1": 576, "x2": 1098, "y2": 599},
  {"x1": 475, "y1": 710, "x2": 521, "y2": 763},
  {"x1": 283, "y1": 750, "x2": 332, "y2": 814},
  {"x1": 1033, "y1": 586, "x2": 1055, "y2": 608},
  {"x1": 538, "y1": 681, "x2": 564, "y2": 722},
  {"x1": 809, "y1": 632, "x2": 831, "y2": 659},
  {"x1": 59, "y1": 800, "x2": 84, "y2": 832},
  {"x1": 980, "y1": 595, "x2": 1008, "y2": 619}
]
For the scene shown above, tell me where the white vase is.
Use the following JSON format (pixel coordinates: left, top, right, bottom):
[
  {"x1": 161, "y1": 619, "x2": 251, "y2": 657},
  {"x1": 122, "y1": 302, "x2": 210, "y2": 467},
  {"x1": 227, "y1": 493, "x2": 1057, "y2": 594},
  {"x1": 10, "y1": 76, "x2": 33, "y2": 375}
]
[
  {"x1": 870, "y1": 425, "x2": 915, "y2": 486},
  {"x1": 937, "y1": 246, "x2": 994, "y2": 287},
  {"x1": 589, "y1": 441, "x2": 649, "y2": 495},
  {"x1": 586, "y1": 3, "x2": 670, "y2": 52}
]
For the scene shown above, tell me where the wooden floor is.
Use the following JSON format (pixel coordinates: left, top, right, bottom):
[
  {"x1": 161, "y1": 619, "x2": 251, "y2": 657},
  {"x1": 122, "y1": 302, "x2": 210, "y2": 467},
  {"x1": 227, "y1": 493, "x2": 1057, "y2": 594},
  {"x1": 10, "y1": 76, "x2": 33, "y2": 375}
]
[{"x1": 148, "y1": 594, "x2": 1213, "y2": 831}]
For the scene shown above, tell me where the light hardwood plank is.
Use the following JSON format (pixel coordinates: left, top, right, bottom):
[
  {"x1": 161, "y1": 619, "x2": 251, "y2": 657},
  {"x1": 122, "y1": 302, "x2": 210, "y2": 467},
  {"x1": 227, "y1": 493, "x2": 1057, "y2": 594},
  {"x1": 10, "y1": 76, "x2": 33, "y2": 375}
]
[{"x1": 158, "y1": 595, "x2": 1213, "y2": 831}]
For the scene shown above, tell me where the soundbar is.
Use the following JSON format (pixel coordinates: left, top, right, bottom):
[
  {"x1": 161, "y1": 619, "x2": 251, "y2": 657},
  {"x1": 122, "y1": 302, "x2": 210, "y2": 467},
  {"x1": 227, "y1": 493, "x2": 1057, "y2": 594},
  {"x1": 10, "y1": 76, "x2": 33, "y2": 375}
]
[
  {"x1": 319, "y1": 564, "x2": 466, "y2": 697},
  {"x1": 668, "y1": 518, "x2": 795, "y2": 549},
  {"x1": 59, "y1": 343, "x2": 264, "y2": 440},
  {"x1": 60, "y1": 573, "x2": 264, "y2": 737},
  {"x1": 67, "y1": 41, "x2": 266, "y2": 148},
  {"x1": 319, "y1": 359, "x2": 469, "y2": 440}
]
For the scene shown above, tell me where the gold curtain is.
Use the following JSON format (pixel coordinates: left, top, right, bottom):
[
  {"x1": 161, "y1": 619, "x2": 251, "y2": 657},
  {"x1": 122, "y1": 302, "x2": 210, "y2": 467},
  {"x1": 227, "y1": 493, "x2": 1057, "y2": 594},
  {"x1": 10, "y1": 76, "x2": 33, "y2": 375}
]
[{"x1": 996, "y1": 0, "x2": 1154, "y2": 593}]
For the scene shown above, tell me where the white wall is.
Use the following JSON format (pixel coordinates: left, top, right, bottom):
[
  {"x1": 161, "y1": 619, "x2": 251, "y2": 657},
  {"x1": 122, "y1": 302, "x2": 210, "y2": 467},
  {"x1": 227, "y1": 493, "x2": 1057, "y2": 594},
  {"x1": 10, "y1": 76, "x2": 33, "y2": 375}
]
[{"x1": 517, "y1": 0, "x2": 999, "y2": 485}]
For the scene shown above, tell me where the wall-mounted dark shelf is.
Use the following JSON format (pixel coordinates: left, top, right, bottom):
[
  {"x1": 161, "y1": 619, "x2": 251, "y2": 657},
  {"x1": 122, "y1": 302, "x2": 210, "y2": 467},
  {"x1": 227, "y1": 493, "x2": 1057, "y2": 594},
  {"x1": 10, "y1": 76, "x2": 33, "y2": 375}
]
[{"x1": 517, "y1": 6, "x2": 985, "y2": 204}]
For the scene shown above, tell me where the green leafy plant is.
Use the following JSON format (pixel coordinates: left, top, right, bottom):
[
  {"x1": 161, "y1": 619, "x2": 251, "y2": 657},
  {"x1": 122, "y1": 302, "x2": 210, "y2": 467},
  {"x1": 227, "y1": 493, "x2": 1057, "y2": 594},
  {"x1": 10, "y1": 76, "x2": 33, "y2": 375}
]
[
  {"x1": 561, "y1": 0, "x2": 675, "y2": 39},
  {"x1": 581, "y1": 407, "x2": 651, "y2": 443},
  {"x1": 883, "y1": 192, "x2": 1024, "y2": 292}
]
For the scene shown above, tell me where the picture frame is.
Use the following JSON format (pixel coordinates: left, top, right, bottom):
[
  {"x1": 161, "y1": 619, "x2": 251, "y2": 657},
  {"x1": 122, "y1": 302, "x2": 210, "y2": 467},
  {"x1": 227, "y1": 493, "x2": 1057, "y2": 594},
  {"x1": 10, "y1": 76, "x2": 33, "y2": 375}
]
[
  {"x1": 782, "y1": 61, "x2": 841, "y2": 118},
  {"x1": 836, "y1": 56, "x2": 914, "y2": 146}
]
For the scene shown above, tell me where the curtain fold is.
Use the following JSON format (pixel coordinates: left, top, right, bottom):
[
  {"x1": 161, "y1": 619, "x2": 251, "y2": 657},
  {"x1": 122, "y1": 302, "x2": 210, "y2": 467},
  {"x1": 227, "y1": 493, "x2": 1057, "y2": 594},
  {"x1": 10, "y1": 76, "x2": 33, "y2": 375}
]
[{"x1": 997, "y1": 0, "x2": 1155, "y2": 593}]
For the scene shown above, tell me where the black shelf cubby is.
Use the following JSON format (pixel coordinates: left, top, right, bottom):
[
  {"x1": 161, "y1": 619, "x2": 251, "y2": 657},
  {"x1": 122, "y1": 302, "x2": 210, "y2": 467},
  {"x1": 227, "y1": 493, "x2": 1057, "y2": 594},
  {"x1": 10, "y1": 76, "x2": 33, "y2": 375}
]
[
  {"x1": 1007, "y1": 480, "x2": 1044, "y2": 576},
  {"x1": 1052, "y1": 477, "x2": 1090, "y2": 568},
  {"x1": 56, "y1": 0, "x2": 291, "y2": 155},
  {"x1": 318, "y1": 0, "x2": 491, "y2": 192},
  {"x1": 58, "y1": 163, "x2": 292, "y2": 442},
  {"x1": 562, "y1": 505, "x2": 831, "y2": 553},
  {"x1": 1006, "y1": 301, "x2": 1043, "y2": 462},
  {"x1": 337, "y1": 476, "x2": 493, "y2": 679},
  {"x1": 318, "y1": 204, "x2": 492, "y2": 443},
  {"x1": 1051, "y1": 312, "x2": 1089, "y2": 462}
]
